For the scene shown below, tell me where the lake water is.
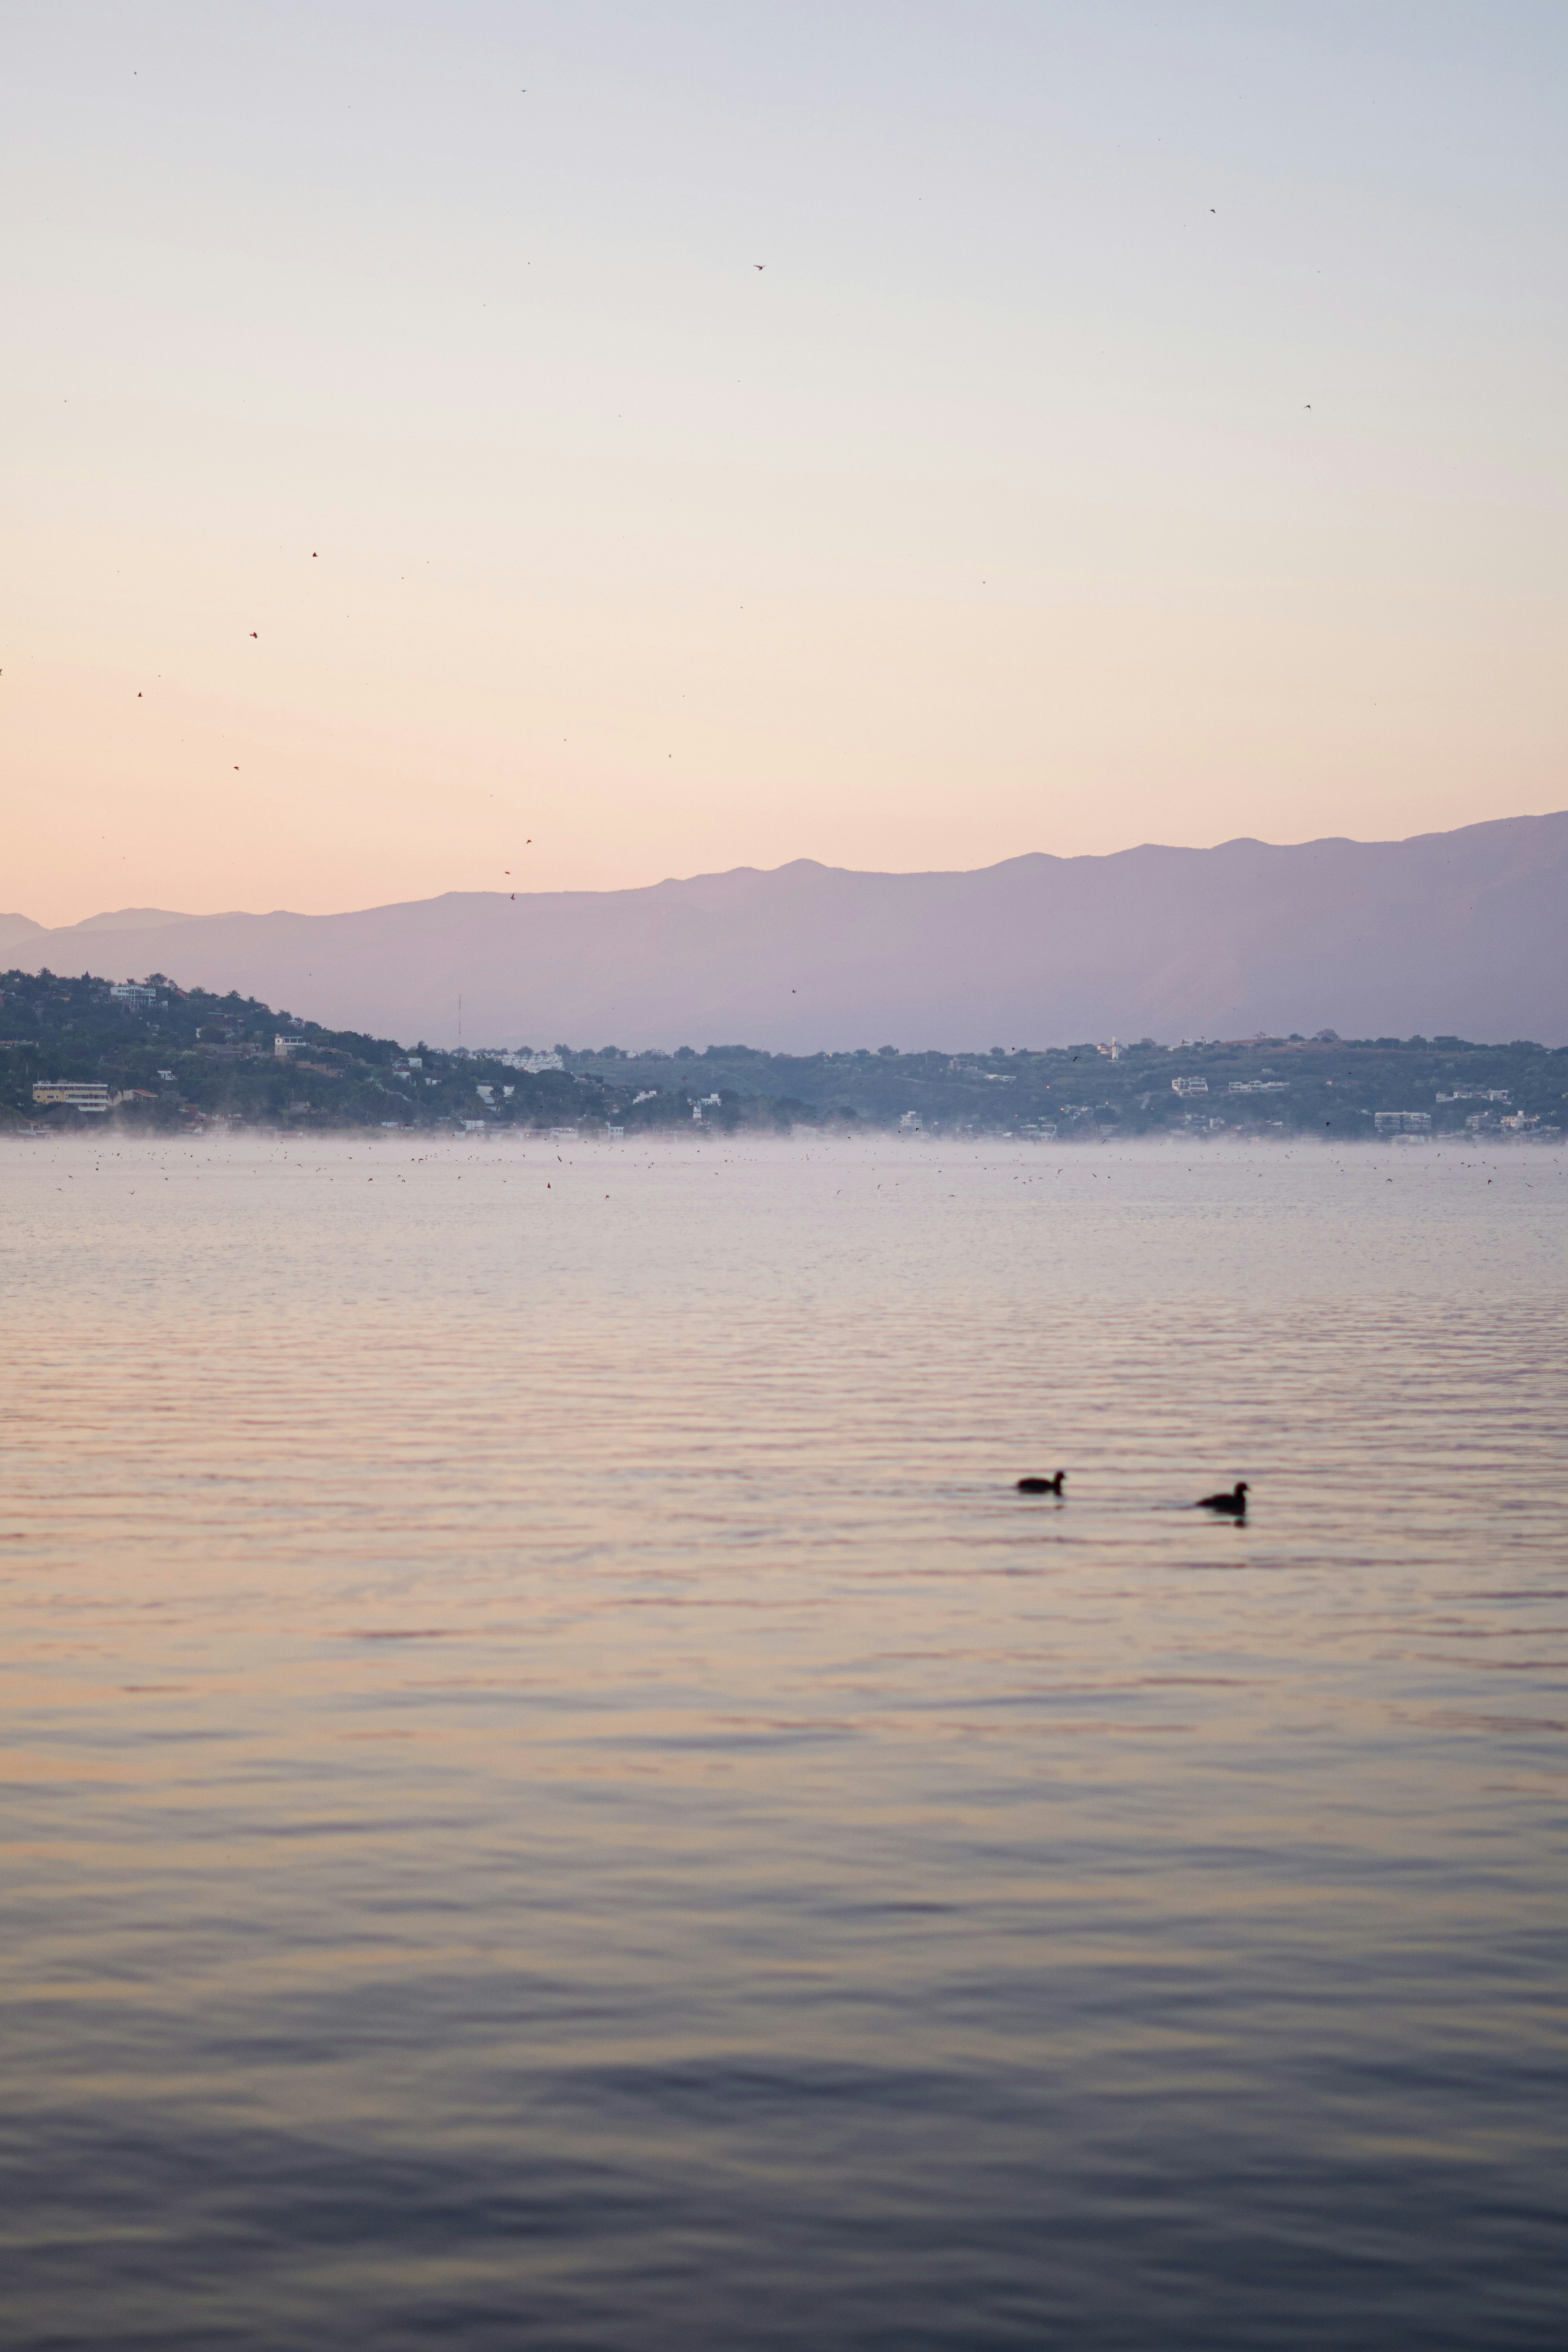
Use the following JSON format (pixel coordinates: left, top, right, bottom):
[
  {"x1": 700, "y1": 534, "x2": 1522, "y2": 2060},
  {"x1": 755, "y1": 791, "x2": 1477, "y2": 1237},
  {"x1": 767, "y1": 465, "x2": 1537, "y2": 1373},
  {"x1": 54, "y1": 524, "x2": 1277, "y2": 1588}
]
[{"x1": 2, "y1": 1134, "x2": 1564, "y2": 2350}]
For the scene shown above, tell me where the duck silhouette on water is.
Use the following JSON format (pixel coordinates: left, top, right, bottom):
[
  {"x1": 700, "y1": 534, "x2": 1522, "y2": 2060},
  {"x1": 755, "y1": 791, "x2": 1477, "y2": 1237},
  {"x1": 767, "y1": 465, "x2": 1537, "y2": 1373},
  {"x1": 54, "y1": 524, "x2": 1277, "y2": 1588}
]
[
  {"x1": 1016, "y1": 1472, "x2": 1065, "y2": 1496},
  {"x1": 1196, "y1": 1481, "x2": 1249, "y2": 1516}
]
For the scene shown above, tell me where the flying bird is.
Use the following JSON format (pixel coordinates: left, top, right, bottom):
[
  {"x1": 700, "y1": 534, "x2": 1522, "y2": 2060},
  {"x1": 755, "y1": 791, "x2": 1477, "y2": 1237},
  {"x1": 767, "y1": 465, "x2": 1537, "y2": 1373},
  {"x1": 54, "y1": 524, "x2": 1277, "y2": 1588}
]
[{"x1": 754, "y1": 263, "x2": 765, "y2": 270}]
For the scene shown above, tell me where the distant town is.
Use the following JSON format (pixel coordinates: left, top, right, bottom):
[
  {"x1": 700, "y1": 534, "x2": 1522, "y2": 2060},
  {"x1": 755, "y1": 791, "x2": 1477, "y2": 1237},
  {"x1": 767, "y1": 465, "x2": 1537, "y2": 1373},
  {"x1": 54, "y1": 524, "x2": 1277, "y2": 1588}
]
[{"x1": 2, "y1": 967, "x2": 1563, "y2": 1141}]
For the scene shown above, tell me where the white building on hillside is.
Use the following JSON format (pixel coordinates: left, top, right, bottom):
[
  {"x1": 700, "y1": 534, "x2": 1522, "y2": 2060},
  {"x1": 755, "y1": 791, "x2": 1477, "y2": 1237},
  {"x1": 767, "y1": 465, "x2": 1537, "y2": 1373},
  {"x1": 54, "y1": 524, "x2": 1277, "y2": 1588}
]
[{"x1": 33, "y1": 1082, "x2": 111, "y2": 1112}]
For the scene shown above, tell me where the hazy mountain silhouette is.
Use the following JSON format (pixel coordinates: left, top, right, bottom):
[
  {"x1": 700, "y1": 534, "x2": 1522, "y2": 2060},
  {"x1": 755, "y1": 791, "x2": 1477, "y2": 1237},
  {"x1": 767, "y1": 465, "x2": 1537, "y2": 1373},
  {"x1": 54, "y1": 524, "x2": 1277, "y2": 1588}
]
[
  {"x1": 0, "y1": 906, "x2": 193, "y2": 950},
  {"x1": 7, "y1": 812, "x2": 1564, "y2": 1050}
]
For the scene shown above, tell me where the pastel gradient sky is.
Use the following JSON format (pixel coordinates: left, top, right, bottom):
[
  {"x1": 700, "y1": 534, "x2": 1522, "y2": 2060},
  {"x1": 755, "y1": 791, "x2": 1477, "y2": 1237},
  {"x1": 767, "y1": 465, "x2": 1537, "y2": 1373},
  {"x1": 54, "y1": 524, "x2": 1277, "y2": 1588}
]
[{"x1": 4, "y1": 1, "x2": 1565, "y2": 925}]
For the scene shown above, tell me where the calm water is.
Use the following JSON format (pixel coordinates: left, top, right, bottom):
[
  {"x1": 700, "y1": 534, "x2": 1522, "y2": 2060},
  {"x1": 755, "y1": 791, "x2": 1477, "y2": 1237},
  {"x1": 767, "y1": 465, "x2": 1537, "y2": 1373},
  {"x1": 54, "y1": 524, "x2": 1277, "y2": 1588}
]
[{"x1": 2, "y1": 1135, "x2": 1564, "y2": 2350}]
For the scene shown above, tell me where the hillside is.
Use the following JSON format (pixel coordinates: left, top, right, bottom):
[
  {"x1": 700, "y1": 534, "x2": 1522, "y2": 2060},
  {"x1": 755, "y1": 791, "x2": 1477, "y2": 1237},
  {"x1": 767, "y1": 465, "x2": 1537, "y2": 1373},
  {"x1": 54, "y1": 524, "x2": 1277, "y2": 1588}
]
[
  {"x1": 2, "y1": 968, "x2": 1562, "y2": 1140},
  {"x1": 4, "y1": 811, "x2": 1565, "y2": 1051}
]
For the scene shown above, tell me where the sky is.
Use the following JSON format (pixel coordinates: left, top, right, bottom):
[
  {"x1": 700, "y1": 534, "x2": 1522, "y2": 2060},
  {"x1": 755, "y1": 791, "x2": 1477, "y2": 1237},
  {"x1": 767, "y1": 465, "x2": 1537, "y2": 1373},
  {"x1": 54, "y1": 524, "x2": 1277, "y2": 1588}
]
[{"x1": 3, "y1": 0, "x2": 1565, "y2": 926}]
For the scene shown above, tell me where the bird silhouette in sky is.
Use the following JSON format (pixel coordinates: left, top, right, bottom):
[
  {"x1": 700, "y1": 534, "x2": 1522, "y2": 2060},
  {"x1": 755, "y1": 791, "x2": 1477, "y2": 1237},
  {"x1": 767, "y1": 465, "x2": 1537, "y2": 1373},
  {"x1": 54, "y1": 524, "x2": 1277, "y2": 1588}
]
[{"x1": 754, "y1": 263, "x2": 765, "y2": 270}]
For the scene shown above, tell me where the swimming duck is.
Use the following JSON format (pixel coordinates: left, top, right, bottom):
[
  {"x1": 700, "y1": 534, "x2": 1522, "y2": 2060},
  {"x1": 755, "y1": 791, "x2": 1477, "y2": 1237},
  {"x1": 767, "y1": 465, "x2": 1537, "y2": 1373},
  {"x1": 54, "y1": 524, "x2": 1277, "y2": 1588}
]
[
  {"x1": 1016, "y1": 1472, "x2": 1065, "y2": 1496},
  {"x1": 1197, "y1": 1481, "x2": 1249, "y2": 1515}
]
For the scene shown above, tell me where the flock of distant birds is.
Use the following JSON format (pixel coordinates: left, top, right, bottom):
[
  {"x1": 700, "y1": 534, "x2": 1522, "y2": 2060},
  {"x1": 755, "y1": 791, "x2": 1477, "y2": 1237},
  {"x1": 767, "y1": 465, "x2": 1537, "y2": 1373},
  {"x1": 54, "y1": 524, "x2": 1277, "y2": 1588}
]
[{"x1": 1016, "y1": 1473, "x2": 1250, "y2": 1517}]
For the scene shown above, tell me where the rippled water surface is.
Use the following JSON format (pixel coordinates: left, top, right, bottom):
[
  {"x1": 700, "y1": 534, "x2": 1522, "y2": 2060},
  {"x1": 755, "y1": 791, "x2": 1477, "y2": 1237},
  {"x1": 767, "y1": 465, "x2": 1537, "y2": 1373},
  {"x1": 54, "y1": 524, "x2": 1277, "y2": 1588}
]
[{"x1": 2, "y1": 1135, "x2": 1564, "y2": 2350}]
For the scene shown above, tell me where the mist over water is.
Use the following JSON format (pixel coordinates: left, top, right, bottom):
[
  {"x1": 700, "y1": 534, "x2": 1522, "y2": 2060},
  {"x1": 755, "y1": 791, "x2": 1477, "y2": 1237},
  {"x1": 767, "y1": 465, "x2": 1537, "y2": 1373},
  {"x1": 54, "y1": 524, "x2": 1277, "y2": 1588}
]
[{"x1": 2, "y1": 1136, "x2": 1564, "y2": 2350}]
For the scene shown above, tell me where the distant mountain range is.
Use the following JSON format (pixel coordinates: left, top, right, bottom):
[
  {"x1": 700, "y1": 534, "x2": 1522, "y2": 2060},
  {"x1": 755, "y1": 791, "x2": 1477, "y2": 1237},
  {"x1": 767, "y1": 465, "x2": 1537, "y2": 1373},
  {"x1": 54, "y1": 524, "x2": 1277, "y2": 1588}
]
[{"x1": 5, "y1": 811, "x2": 1564, "y2": 1050}]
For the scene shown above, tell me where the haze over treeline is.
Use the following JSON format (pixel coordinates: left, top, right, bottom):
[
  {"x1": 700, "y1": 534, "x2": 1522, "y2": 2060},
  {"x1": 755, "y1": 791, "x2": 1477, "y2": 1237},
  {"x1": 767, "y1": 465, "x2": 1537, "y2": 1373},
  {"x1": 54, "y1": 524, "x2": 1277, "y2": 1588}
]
[{"x1": 4, "y1": 964, "x2": 1563, "y2": 1141}]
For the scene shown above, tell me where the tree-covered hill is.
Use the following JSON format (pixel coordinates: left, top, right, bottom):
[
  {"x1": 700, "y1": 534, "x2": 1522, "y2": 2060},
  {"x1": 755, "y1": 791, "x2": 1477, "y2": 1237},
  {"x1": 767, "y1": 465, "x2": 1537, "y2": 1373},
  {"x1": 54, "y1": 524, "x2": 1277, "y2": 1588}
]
[
  {"x1": 562, "y1": 1032, "x2": 1566, "y2": 1141},
  {"x1": 0, "y1": 970, "x2": 812, "y2": 1135},
  {"x1": 2, "y1": 967, "x2": 1564, "y2": 1139}
]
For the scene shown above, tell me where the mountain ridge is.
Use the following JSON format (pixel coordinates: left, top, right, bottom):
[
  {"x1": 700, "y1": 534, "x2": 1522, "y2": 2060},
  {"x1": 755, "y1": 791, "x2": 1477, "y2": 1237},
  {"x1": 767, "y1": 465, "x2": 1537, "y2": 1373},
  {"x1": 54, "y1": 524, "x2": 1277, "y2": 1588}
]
[{"x1": 6, "y1": 810, "x2": 1564, "y2": 1050}]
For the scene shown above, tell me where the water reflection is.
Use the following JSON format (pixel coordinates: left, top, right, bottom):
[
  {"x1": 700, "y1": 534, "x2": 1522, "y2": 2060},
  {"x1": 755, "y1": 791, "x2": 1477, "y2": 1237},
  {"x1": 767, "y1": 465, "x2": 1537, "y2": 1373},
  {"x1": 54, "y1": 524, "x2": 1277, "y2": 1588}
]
[{"x1": 1, "y1": 1137, "x2": 1563, "y2": 2348}]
